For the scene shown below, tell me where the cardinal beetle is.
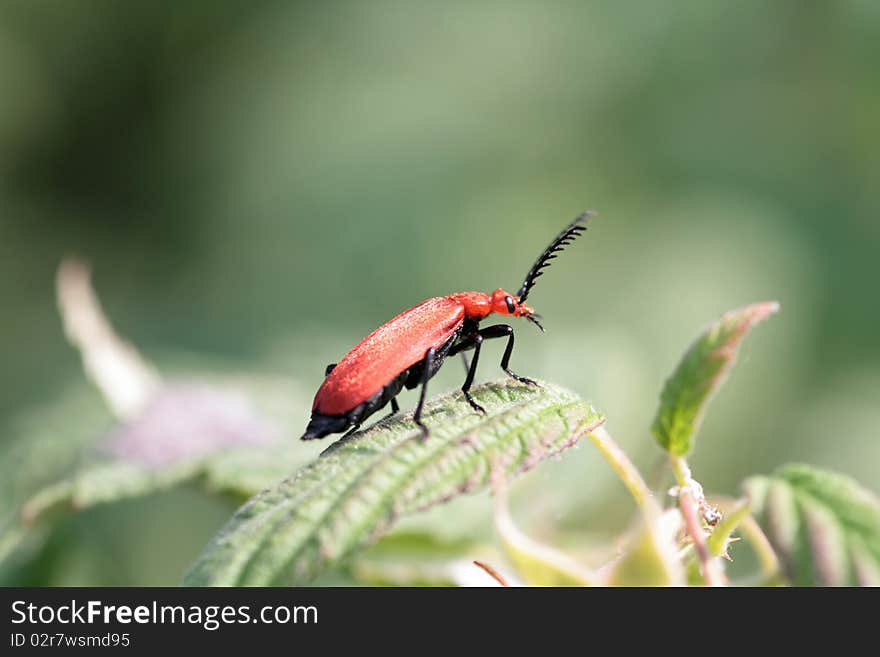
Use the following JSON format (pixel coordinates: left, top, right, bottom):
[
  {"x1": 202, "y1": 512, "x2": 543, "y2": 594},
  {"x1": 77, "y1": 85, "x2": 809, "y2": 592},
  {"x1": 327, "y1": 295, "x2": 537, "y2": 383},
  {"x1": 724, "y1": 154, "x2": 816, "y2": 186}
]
[{"x1": 301, "y1": 212, "x2": 592, "y2": 441}]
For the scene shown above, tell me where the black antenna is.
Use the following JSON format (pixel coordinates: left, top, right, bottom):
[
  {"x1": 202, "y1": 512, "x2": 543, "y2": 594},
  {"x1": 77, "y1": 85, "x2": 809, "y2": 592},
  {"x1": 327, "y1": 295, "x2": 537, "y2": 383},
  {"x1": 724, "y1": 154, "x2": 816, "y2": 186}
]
[{"x1": 516, "y1": 211, "x2": 593, "y2": 303}]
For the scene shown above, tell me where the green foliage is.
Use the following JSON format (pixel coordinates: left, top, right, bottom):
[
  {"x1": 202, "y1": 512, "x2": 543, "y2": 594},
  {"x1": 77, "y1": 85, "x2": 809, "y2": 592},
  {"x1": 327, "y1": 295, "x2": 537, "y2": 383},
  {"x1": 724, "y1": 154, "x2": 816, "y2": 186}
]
[
  {"x1": 0, "y1": 525, "x2": 29, "y2": 567},
  {"x1": 3, "y1": 0, "x2": 880, "y2": 588},
  {"x1": 18, "y1": 443, "x2": 307, "y2": 527},
  {"x1": 0, "y1": 387, "x2": 115, "y2": 573},
  {"x1": 183, "y1": 380, "x2": 603, "y2": 585},
  {"x1": 744, "y1": 464, "x2": 880, "y2": 586},
  {"x1": 1, "y1": 388, "x2": 111, "y2": 524},
  {"x1": 6, "y1": 289, "x2": 878, "y2": 588},
  {"x1": 495, "y1": 490, "x2": 597, "y2": 586},
  {"x1": 652, "y1": 302, "x2": 778, "y2": 456},
  {"x1": 0, "y1": 382, "x2": 309, "y2": 575},
  {"x1": 607, "y1": 511, "x2": 684, "y2": 587},
  {"x1": 487, "y1": 301, "x2": 876, "y2": 587},
  {"x1": 706, "y1": 499, "x2": 750, "y2": 558}
]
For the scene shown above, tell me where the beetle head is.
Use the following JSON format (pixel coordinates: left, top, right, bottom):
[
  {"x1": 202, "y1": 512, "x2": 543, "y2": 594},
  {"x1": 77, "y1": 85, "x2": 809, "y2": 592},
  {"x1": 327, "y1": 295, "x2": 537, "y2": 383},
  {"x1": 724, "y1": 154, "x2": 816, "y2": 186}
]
[{"x1": 489, "y1": 288, "x2": 543, "y2": 332}]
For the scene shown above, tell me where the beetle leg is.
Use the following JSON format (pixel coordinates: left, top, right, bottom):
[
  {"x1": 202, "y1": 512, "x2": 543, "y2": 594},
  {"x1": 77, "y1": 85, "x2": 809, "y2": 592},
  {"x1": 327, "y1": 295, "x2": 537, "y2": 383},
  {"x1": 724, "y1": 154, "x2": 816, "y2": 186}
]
[
  {"x1": 478, "y1": 324, "x2": 538, "y2": 386},
  {"x1": 460, "y1": 334, "x2": 487, "y2": 415},
  {"x1": 324, "y1": 363, "x2": 337, "y2": 377},
  {"x1": 346, "y1": 396, "x2": 400, "y2": 442},
  {"x1": 377, "y1": 396, "x2": 400, "y2": 423},
  {"x1": 449, "y1": 335, "x2": 476, "y2": 356},
  {"x1": 452, "y1": 340, "x2": 475, "y2": 374},
  {"x1": 341, "y1": 422, "x2": 361, "y2": 438},
  {"x1": 412, "y1": 346, "x2": 436, "y2": 440}
]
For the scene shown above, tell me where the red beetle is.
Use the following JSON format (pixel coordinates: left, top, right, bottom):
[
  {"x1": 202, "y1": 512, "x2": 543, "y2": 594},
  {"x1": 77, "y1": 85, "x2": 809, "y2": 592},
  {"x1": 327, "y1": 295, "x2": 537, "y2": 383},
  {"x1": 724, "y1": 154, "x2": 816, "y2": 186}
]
[{"x1": 301, "y1": 212, "x2": 591, "y2": 441}]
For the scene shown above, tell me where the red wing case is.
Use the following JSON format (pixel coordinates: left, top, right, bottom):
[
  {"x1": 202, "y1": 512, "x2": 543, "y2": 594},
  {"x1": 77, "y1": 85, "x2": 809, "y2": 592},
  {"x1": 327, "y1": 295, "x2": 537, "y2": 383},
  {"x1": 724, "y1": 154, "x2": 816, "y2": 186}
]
[{"x1": 312, "y1": 297, "x2": 465, "y2": 415}]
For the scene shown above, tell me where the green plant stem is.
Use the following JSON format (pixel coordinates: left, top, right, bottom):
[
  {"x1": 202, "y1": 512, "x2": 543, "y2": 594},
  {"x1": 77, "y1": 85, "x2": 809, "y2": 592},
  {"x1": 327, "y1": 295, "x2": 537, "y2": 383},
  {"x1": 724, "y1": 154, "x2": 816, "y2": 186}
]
[
  {"x1": 583, "y1": 427, "x2": 685, "y2": 585},
  {"x1": 737, "y1": 514, "x2": 783, "y2": 584},
  {"x1": 670, "y1": 455, "x2": 691, "y2": 489},
  {"x1": 493, "y1": 477, "x2": 599, "y2": 586},
  {"x1": 587, "y1": 425, "x2": 659, "y2": 516},
  {"x1": 671, "y1": 456, "x2": 725, "y2": 586},
  {"x1": 679, "y1": 487, "x2": 725, "y2": 586}
]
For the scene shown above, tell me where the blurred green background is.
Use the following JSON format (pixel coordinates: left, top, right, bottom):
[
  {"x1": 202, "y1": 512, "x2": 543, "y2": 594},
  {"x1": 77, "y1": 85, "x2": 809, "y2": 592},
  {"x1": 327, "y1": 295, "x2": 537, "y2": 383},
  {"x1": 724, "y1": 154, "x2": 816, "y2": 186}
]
[{"x1": 2, "y1": 1, "x2": 878, "y2": 585}]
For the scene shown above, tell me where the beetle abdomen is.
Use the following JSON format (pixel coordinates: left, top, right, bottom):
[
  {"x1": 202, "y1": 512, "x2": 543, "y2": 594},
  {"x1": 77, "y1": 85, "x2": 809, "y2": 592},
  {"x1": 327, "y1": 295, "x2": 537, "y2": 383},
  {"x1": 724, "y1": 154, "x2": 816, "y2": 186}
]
[
  {"x1": 312, "y1": 297, "x2": 466, "y2": 416},
  {"x1": 300, "y1": 413, "x2": 351, "y2": 440},
  {"x1": 302, "y1": 369, "x2": 409, "y2": 440}
]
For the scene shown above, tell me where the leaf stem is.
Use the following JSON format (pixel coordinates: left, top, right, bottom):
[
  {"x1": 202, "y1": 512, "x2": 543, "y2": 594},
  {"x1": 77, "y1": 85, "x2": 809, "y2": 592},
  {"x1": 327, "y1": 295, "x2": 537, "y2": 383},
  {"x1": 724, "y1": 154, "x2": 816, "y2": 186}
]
[
  {"x1": 671, "y1": 456, "x2": 725, "y2": 586},
  {"x1": 679, "y1": 487, "x2": 725, "y2": 586},
  {"x1": 493, "y1": 475, "x2": 599, "y2": 586},
  {"x1": 737, "y1": 514, "x2": 783, "y2": 584},
  {"x1": 670, "y1": 455, "x2": 690, "y2": 489},
  {"x1": 587, "y1": 425, "x2": 659, "y2": 516}
]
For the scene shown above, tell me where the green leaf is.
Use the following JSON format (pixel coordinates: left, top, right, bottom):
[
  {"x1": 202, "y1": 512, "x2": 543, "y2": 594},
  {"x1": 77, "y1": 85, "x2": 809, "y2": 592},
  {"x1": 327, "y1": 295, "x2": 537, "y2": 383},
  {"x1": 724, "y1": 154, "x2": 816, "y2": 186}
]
[
  {"x1": 652, "y1": 301, "x2": 778, "y2": 456},
  {"x1": 707, "y1": 498, "x2": 750, "y2": 558},
  {"x1": 744, "y1": 464, "x2": 880, "y2": 586},
  {"x1": 0, "y1": 524, "x2": 31, "y2": 567},
  {"x1": 0, "y1": 385, "x2": 116, "y2": 568},
  {"x1": 18, "y1": 442, "x2": 309, "y2": 528},
  {"x1": 0, "y1": 386, "x2": 112, "y2": 524},
  {"x1": 607, "y1": 509, "x2": 685, "y2": 586},
  {"x1": 2, "y1": 377, "x2": 312, "y2": 569},
  {"x1": 183, "y1": 379, "x2": 604, "y2": 586},
  {"x1": 3, "y1": 259, "x2": 317, "y2": 572},
  {"x1": 495, "y1": 486, "x2": 597, "y2": 586}
]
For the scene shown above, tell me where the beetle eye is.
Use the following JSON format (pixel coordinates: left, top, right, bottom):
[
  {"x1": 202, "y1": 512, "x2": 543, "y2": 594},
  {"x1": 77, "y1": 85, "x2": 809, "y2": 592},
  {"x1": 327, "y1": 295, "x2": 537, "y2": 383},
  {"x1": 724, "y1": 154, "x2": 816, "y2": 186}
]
[{"x1": 505, "y1": 296, "x2": 515, "y2": 314}]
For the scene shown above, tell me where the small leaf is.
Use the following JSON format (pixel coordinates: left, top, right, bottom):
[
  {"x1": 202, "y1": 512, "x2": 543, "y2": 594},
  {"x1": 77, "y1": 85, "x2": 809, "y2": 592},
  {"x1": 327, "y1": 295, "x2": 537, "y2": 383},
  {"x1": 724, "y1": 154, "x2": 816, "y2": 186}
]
[
  {"x1": 652, "y1": 301, "x2": 778, "y2": 456},
  {"x1": 707, "y1": 498, "x2": 750, "y2": 558},
  {"x1": 183, "y1": 380, "x2": 604, "y2": 586},
  {"x1": 494, "y1": 485, "x2": 597, "y2": 586},
  {"x1": 607, "y1": 509, "x2": 685, "y2": 586},
  {"x1": 744, "y1": 464, "x2": 880, "y2": 586}
]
